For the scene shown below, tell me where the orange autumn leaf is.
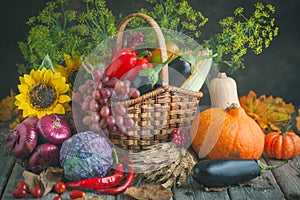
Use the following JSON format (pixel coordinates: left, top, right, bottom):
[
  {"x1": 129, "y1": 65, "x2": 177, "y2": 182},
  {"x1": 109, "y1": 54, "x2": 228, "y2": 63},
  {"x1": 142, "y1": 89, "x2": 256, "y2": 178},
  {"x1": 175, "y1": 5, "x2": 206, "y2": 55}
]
[
  {"x1": 0, "y1": 90, "x2": 17, "y2": 123},
  {"x1": 240, "y1": 90, "x2": 295, "y2": 132},
  {"x1": 264, "y1": 95, "x2": 294, "y2": 130},
  {"x1": 239, "y1": 90, "x2": 269, "y2": 118},
  {"x1": 239, "y1": 91, "x2": 269, "y2": 130},
  {"x1": 296, "y1": 109, "x2": 300, "y2": 132}
]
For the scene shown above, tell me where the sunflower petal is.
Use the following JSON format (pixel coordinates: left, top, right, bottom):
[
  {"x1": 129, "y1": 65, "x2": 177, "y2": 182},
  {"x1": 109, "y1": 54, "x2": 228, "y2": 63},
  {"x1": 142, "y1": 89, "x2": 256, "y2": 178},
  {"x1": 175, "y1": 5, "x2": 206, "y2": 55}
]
[
  {"x1": 55, "y1": 65, "x2": 68, "y2": 78},
  {"x1": 43, "y1": 69, "x2": 54, "y2": 84},
  {"x1": 23, "y1": 74, "x2": 34, "y2": 86},
  {"x1": 18, "y1": 84, "x2": 29, "y2": 94},
  {"x1": 31, "y1": 69, "x2": 42, "y2": 82},
  {"x1": 52, "y1": 104, "x2": 65, "y2": 114},
  {"x1": 37, "y1": 110, "x2": 48, "y2": 119},
  {"x1": 65, "y1": 55, "x2": 75, "y2": 70},
  {"x1": 23, "y1": 106, "x2": 37, "y2": 118},
  {"x1": 56, "y1": 83, "x2": 69, "y2": 94},
  {"x1": 58, "y1": 94, "x2": 71, "y2": 104},
  {"x1": 22, "y1": 109, "x2": 30, "y2": 118},
  {"x1": 53, "y1": 75, "x2": 67, "y2": 85},
  {"x1": 15, "y1": 94, "x2": 28, "y2": 102},
  {"x1": 17, "y1": 101, "x2": 30, "y2": 110},
  {"x1": 19, "y1": 77, "x2": 25, "y2": 84},
  {"x1": 63, "y1": 103, "x2": 71, "y2": 111},
  {"x1": 14, "y1": 99, "x2": 21, "y2": 106}
]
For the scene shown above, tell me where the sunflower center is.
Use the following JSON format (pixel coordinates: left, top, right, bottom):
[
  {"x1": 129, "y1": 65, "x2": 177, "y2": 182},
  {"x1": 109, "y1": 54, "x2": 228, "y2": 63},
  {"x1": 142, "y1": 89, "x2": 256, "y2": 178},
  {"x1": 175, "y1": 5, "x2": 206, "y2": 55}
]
[{"x1": 30, "y1": 83, "x2": 57, "y2": 109}]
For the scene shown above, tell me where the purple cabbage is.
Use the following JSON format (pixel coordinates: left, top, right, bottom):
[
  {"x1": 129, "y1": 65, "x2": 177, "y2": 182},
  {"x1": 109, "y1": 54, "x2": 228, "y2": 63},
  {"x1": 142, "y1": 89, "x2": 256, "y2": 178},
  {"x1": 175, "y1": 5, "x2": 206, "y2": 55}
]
[{"x1": 59, "y1": 131, "x2": 113, "y2": 181}]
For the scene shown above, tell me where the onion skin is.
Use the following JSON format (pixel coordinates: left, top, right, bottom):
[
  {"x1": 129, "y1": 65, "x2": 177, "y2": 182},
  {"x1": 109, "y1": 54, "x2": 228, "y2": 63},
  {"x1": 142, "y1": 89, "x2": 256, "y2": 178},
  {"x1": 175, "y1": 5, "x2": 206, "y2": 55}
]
[
  {"x1": 37, "y1": 114, "x2": 71, "y2": 145},
  {"x1": 28, "y1": 143, "x2": 60, "y2": 174},
  {"x1": 62, "y1": 111, "x2": 77, "y2": 134},
  {"x1": 21, "y1": 116, "x2": 38, "y2": 128},
  {"x1": 4, "y1": 123, "x2": 38, "y2": 159}
]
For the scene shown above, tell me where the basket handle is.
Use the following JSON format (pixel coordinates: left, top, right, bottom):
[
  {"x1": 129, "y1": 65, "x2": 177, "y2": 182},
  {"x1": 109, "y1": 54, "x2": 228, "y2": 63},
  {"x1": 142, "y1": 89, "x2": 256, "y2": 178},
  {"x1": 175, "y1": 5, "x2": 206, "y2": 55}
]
[{"x1": 116, "y1": 13, "x2": 169, "y2": 86}]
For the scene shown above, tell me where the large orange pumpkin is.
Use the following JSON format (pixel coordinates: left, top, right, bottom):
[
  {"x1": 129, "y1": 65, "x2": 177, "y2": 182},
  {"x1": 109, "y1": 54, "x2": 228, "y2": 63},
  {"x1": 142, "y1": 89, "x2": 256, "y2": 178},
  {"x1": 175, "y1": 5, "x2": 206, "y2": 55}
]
[
  {"x1": 190, "y1": 104, "x2": 265, "y2": 160},
  {"x1": 264, "y1": 125, "x2": 300, "y2": 160}
]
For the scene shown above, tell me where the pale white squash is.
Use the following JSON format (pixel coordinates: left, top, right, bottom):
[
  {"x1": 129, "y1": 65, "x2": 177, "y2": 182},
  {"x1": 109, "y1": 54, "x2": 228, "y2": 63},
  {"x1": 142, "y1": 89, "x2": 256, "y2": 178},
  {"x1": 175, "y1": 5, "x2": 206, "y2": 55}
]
[{"x1": 209, "y1": 72, "x2": 241, "y2": 108}]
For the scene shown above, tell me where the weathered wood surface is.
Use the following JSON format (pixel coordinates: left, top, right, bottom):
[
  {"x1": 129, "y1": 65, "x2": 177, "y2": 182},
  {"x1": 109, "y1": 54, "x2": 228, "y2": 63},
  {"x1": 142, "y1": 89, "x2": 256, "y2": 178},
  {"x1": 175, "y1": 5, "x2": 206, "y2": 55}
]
[{"x1": 1, "y1": 126, "x2": 300, "y2": 200}]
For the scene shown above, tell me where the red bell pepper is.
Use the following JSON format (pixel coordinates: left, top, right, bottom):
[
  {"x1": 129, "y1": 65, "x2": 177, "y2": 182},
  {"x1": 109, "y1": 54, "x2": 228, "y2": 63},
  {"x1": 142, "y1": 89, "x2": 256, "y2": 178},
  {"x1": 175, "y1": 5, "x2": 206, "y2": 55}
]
[{"x1": 105, "y1": 48, "x2": 153, "y2": 81}]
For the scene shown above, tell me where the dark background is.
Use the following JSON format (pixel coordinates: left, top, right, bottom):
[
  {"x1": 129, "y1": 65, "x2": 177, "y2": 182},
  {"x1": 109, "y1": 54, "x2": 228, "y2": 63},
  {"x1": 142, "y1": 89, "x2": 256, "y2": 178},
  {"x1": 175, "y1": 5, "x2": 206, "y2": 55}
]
[{"x1": 1, "y1": 0, "x2": 300, "y2": 106}]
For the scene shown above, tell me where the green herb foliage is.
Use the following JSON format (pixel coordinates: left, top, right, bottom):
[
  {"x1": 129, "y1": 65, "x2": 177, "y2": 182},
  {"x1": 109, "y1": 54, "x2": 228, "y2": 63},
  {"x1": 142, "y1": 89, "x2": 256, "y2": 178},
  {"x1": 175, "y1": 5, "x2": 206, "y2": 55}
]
[
  {"x1": 17, "y1": 1, "x2": 278, "y2": 74},
  {"x1": 134, "y1": 0, "x2": 208, "y2": 39},
  {"x1": 17, "y1": 0, "x2": 117, "y2": 74},
  {"x1": 204, "y1": 3, "x2": 278, "y2": 72}
]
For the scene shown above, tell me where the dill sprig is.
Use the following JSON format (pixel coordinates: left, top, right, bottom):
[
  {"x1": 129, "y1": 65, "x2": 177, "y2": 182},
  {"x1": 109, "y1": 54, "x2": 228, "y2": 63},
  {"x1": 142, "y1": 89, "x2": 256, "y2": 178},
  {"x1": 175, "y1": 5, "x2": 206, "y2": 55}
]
[
  {"x1": 133, "y1": 0, "x2": 208, "y2": 39},
  {"x1": 18, "y1": 0, "x2": 78, "y2": 74},
  {"x1": 204, "y1": 3, "x2": 279, "y2": 72},
  {"x1": 17, "y1": 0, "x2": 117, "y2": 74},
  {"x1": 17, "y1": 1, "x2": 278, "y2": 74}
]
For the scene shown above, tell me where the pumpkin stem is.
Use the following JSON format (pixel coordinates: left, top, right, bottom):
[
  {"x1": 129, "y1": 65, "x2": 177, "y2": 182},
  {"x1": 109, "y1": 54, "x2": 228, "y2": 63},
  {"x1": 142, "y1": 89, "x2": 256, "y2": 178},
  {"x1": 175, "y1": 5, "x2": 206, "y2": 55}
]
[
  {"x1": 217, "y1": 72, "x2": 228, "y2": 79},
  {"x1": 280, "y1": 124, "x2": 292, "y2": 136},
  {"x1": 225, "y1": 103, "x2": 239, "y2": 111},
  {"x1": 257, "y1": 160, "x2": 288, "y2": 174}
]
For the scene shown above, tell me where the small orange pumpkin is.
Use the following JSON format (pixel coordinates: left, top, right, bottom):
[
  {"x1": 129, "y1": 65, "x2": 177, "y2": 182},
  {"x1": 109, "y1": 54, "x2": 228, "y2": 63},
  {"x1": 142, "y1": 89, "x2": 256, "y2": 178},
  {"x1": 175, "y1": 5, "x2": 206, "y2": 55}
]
[
  {"x1": 190, "y1": 103, "x2": 265, "y2": 160},
  {"x1": 264, "y1": 125, "x2": 300, "y2": 160}
]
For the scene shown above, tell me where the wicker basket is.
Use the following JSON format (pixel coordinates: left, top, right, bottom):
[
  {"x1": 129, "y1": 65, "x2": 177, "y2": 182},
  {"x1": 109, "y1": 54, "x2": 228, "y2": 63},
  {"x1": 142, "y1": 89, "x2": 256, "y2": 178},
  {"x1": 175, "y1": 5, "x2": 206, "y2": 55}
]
[{"x1": 107, "y1": 13, "x2": 203, "y2": 152}]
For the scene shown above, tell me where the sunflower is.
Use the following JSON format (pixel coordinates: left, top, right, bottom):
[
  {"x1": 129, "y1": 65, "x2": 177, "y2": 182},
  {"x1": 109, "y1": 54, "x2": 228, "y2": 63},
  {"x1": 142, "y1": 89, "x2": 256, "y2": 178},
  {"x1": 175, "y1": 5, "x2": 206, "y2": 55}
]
[
  {"x1": 55, "y1": 54, "x2": 81, "y2": 89},
  {"x1": 15, "y1": 67, "x2": 72, "y2": 119}
]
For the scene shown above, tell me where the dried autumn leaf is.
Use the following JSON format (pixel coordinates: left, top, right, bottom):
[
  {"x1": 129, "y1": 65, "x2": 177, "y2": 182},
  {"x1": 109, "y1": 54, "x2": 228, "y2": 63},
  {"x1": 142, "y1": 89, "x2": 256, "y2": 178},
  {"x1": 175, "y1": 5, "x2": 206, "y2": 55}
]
[
  {"x1": 0, "y1": 90, "x2": 17, "y2": 123},
  {"x1": 239, "y1": 91, "x2": 269, "y2": 130},
  {"x1": 124, "y1": 185, "x2": 173, "y2": 200},
  {"x1": 240, "y1": 90, "x2": 295, "y2": 132},
  {"x1": 22, "y1": 167, "x2": 64, "y2": 196},
  {"x1": 239, "y1": 90, "x2": 269, "y2": 120},
  {"x1": 76, "y1": 196, "x2": 105, "y2": 200},
  {"x1": 265, "y1": 95, "x2": 294, "y2": 128},
  {"x1": 296, "y1": 109, "x2": 300, "y2": 132},
  {"x1": 40, "y1": 167, "x2": 64, "y2": 195}
]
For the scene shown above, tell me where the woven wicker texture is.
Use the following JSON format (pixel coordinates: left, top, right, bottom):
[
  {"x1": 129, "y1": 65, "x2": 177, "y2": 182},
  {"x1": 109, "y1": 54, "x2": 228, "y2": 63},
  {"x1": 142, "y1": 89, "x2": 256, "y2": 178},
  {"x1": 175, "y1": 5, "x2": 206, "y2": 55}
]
[{"x1": 108, "y1": 13, "x2": 203, "y2": 152}]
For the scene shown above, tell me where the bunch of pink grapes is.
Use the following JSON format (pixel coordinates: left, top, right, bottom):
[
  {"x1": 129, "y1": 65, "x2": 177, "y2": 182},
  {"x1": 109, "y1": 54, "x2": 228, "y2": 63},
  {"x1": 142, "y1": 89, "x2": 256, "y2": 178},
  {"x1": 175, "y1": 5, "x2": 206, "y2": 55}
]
[{"x1": 73, "y1": 69, "x2": 141, "y2": 136}]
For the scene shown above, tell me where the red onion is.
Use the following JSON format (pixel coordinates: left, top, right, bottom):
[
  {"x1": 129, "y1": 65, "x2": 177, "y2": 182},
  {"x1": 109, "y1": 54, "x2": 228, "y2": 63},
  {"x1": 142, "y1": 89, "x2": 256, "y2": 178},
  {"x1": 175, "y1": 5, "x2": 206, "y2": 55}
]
[
  {"x1": 37, "y1": 114, "x2": 71, "y2": 145},
  {"x1": 61, "y1": 111, "x2": 77, "y2": 134},
  {"x1": 21, "y1": 116, "x2": 38, "y2": 128},
  {"x1": 4, "y1": 123, "x2": 38, "y2": 159},
  {"x1": 28, "y1": 143, "x2": 60, "y2": 174}
]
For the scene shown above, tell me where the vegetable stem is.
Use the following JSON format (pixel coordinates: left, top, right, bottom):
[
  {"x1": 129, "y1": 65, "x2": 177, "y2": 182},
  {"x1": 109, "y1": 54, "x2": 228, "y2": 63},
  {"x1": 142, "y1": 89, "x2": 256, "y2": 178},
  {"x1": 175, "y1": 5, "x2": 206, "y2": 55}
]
[
  {"x1": 139, "y1": 54, "x2": 174, "y2": 86},
  {"x1": 257, "y1": 160, "x2": 288, "y2": 174},
  {"x1": 280, "y1": 124, "x2": 292, "y2": 136},
  {"x1": 137, "y1": 50, "x2": 152, "y2": 59},
  {"x1": 112, "y1": 148, "x2": 119, "y2": 164}
]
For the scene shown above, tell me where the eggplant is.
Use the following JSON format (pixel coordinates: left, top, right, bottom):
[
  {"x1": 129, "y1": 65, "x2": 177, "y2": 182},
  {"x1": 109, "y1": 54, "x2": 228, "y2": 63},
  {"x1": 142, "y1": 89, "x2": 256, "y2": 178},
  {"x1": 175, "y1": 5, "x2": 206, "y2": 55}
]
[
  {"x1": 131, "y1": 76, "x2": 154, "y2": 95},
  {"x1": 168, "y1": 56, "x2": 191, "y2": 87},
  {"x1": 192, "y1": 158, "x2": 288, "y2": 187}
]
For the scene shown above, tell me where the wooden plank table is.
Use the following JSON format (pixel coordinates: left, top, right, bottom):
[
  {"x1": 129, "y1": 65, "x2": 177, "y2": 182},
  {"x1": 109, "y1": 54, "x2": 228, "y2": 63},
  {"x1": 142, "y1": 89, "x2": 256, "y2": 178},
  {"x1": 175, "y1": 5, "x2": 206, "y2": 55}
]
[{"x1": 1, "y1": 127, "x2": 300, "y2": 200}]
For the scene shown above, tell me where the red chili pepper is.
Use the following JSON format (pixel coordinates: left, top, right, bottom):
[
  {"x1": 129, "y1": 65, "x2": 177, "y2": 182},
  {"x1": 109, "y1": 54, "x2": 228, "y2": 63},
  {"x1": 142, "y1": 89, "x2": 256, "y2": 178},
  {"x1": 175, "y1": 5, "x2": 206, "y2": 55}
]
[
  {"x1": 105, "y1": 48, "x2": 153, "y2": 80},
  {"x1": 94, "y1": 157, "x2": 134, "y2": 195},
  {"x1": 65, "y1": 149, "x2": 124, "y2": 189}
]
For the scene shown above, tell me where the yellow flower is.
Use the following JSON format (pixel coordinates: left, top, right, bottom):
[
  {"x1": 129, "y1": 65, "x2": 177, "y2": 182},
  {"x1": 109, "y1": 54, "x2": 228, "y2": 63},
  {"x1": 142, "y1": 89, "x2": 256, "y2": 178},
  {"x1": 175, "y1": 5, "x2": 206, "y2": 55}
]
[
  {"x1": 15, "y1": 68, "x2": 71, "y2": 119},
  {"x1": 55, "y1": 54, "x2": 81, "y2": 89}
]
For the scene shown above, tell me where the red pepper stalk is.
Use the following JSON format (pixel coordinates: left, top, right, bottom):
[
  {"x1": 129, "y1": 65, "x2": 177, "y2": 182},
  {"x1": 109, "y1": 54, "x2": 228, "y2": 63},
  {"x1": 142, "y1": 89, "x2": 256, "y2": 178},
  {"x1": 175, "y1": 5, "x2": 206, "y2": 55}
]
[
  {"x1": 105, "y1": 48, "x2": 153, "y2": 80},
  {"x1": 94, "y1": 157, "x2": 134, "y2": 195},
  {"x1": 65, "y1": 148, "x2": 125, "y2": 189}
]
